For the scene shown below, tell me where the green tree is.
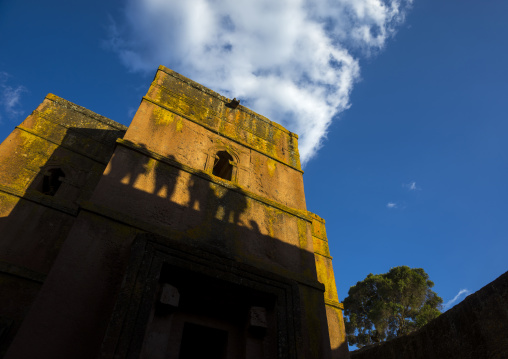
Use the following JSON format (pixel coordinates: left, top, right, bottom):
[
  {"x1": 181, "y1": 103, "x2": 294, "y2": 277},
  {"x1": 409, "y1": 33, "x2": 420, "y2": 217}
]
[{"x1": 343, "y1": 266, "x2": 443, "y2": 348}]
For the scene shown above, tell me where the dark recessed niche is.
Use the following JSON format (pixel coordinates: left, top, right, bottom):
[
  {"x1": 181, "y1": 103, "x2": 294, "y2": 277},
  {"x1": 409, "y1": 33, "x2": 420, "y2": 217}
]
[
  {"x1": 42, "y1": 168, "x2": 65, "y2": 196},
  {"x1": 212, "y1": 151, "x2": 233, "y2": 181}
]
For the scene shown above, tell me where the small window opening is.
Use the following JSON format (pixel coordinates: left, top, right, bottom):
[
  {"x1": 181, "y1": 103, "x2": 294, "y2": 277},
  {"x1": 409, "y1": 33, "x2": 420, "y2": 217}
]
[
  {"x1": 212, "y1": 151, "x2": 233, "y2": 181},
  {"x1": 42, "y1": 168, "x2": 65, "y2": 196}
]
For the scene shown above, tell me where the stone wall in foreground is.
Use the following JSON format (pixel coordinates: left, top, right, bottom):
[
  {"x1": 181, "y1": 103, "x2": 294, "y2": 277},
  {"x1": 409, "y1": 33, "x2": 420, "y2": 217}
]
[{"x1": 351, "y1": 271, "x2": 508, "y2": 359}]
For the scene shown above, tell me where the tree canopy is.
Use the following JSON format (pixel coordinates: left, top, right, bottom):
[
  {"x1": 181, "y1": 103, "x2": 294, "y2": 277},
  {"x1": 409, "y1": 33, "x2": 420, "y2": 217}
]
[{"x1": 343, "y1": 266, "x2": 443, "y2": 348}]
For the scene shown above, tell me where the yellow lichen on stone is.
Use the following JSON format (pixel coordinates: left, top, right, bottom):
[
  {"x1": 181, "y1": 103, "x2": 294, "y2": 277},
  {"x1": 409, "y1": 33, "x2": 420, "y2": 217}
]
[
  {"x1": 264, "y1": 206, "x2": 276, "y2": 238},
  {"x1": 152, "y1": 106, "x2": 174, "y2": 126},
  {"x1": 176, "y1": 118, "x2": 183, "y2": 132},
  {"x1": 314, "y1": 255, "x2": 340, "y2": 303},
  {"x1": 0, "y1": 192, "x2": 20, "y2": 217},
  {"x1": 267, "y1": 158, "x2": 276, "y2": 177},
  {"x1": 297, "y1": 219, "x2": 308, "y2": 249}
]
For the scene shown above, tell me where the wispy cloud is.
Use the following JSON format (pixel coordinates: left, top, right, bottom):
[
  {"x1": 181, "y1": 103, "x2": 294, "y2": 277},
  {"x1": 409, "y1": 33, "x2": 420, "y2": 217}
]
[
  {"x1": 0, "y1": 72, "x2": 26, "y2": 121},
  {"x1": 127, "y1": 107, "x2": 137, "y2": 119},
  {"x1": 106, "y1": 0, "x2": 413, "y2": 165},
  {"x1": 386, "y1": 202, "x2": 397, "y2": 209},
  {"x1": 444, "y1": 289, "x2": 470, "y2": 310},
  {"x1": 403, "y1": 181, "x2": 421, "y2": 191}
]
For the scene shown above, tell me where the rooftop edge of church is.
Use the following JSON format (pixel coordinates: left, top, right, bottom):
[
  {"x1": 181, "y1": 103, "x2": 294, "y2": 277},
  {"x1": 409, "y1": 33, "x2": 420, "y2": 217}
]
[{"x1": 144, "y1": 65, "x2": 302, "y2": 171}]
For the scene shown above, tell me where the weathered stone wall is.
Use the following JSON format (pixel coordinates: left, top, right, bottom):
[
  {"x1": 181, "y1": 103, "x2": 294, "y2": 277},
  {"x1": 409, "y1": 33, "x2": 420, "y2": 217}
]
[
  {"x1": 4, "y1": 67, "x2": 348, "y2": 359},
  {"x1": 0, "y1": 94, "x2": 126, "y2": 272},
  {"x1": 310, "y1": 213, "x2": 349, "y2": 359},
  {"x1": 0, "y1": 94, "x2": 126, "y2": 356},
  {"x1": 351, "y1": 271, "x2": 508, "y2": 359},
  {"x1": 126, "y1": 66, "x2": 306, "y2": 210}
]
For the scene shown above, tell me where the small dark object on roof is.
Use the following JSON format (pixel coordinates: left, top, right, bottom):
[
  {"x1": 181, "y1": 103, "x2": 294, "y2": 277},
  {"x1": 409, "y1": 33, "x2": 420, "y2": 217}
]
[{"x1": 228, "y1": 98, "x2": 240, "y2": 109}]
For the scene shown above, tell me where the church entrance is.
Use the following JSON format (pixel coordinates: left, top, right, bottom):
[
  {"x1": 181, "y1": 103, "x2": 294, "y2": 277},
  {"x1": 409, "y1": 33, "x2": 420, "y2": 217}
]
[
  {"x1": 139, "y1": 263, "x2": 277, "y2": 359},
  {"x1": 100, "y1": 236, "x2": 301, "y2": 359}
]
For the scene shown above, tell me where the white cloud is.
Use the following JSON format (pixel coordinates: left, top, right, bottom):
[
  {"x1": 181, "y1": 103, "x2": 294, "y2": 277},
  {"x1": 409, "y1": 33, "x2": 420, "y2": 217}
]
[
  {"x1": 403, "y1": 181, "x2": 421, "y2": 191},
  {"x1": 0, "y1": 72, "x2": 26, "y2": 121},
  {"x1": 127, "y1": 107, "x2": 137, "y2": 119},
  {"x1": 107, "y1": 0, "x2": 412, "y2": 165},
  {"x1": 386, "y1": 202, "x2": 397, "y2": 208},
  {"x1": 444, "y1": 289, "x2": 470, "y2": 310}
]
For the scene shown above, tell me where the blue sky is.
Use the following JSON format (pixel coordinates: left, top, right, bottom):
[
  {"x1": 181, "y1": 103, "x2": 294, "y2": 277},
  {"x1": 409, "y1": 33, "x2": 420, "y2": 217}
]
[{"x1": 1, "y1": 0, "x2": 507, "y2": 322}]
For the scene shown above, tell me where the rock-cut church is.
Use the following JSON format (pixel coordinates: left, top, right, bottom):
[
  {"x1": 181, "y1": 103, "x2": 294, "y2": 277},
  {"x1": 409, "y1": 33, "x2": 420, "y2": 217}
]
[{"x1": 0, "y1": 66, "x2": 349, "y2": 359}]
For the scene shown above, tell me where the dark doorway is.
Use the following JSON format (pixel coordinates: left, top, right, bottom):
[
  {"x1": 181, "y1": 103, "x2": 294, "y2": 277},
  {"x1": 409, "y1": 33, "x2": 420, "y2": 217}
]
[{"x1": 178, "y1": 323, "x2": 228, "y2": 359}]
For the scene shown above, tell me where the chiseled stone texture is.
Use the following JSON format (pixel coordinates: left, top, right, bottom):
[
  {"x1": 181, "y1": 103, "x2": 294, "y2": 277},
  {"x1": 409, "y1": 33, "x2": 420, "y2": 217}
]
[{"x1": 350, "y1": 271, "x2": 508, "y2": 359}]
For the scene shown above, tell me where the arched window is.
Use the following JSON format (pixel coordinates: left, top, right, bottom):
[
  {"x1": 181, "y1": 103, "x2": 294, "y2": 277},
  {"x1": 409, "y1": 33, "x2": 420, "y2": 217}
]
[
  {"x1": 42, "y1": 168, "x2": 65, "y2": 196},
  {"x1": 212, "y1": 151, "x2": 233, "y2": 181}
]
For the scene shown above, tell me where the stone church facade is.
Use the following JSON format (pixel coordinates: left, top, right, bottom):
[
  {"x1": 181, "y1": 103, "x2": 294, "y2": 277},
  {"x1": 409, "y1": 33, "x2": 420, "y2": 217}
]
[{"x1": 0, "y1": 66, "x2": 348, "y2": 358}]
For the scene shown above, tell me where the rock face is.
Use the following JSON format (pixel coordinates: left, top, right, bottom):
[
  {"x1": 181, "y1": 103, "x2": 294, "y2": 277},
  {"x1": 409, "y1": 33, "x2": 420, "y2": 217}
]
[
  {"x1": 351, "y1": 271, "x2": 508, "y2": 359},
  {"x1": 0, "y1": 66, "x2": 349, "y2": 359}
]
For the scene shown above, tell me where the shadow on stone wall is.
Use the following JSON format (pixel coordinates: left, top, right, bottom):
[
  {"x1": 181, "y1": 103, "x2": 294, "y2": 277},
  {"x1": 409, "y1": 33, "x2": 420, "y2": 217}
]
[
  {"x1": 350, "y1": 271, "x2": 508, "y2": 359},
  {"x1": 0, "y1": 127, "x2": 125, "y2": 272},
  {"x1": 0, "y1": 127, "x2": 125, "y2": 357},
  {"x1": 332, "y1": 341, "x2": 351, "y2": 359},
  {"x1": 2, "y1": 130, "x2": 336, "y2": 359}
]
